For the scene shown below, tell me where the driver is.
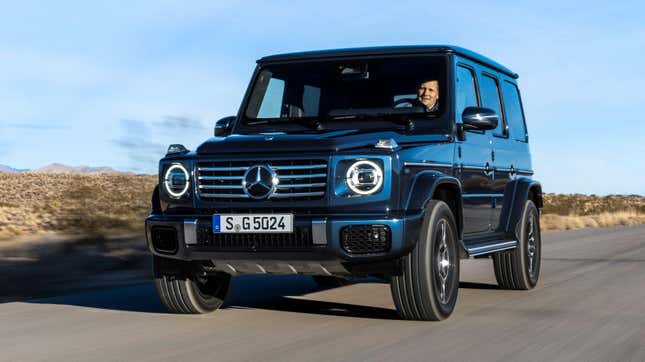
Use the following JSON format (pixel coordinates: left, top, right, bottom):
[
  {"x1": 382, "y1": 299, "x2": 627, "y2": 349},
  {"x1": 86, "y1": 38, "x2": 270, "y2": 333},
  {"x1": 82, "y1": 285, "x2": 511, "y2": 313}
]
[{"x1": 416, "y1": 79, "x2": 439, "y2": 111}]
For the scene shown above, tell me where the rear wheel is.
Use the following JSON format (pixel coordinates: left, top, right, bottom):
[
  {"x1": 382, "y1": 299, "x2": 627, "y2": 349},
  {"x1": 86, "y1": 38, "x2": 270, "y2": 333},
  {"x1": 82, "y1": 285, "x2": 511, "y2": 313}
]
[
  {"x1": 493, "y1": 200, "x2": 541, "y2": 290},
  {"x1": 153, "y1": 256, "x2": 231, "y2": 314},
  {"x1": 390, "y1": 200, "x2": 460, "y2": 321}
]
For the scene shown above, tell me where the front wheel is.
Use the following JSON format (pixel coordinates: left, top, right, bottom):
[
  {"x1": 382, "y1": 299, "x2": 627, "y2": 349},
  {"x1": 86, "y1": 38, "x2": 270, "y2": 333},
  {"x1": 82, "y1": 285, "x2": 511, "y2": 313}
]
[
  {"x1": 153, "y1": 256, "x2": 231, "y2": 314},
  {"x1": 390, "y1": 200, "x2": 460, "y2": 321}
]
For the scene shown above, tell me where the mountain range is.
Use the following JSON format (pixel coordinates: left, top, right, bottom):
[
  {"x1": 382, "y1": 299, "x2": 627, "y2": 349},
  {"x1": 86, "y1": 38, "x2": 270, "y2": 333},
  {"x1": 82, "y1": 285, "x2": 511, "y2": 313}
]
[{"x1": 0, "y1": 163, "x2": 124, "y2": 174}]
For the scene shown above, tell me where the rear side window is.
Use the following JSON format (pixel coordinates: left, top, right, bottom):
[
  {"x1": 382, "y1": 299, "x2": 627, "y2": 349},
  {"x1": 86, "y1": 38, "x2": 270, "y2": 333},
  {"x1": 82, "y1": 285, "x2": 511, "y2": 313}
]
[
  {"x1": 455, "y1": 65, "x2": 478, "y2": 117},
  {"x1": 479, "y1": 74, "x2": 505, "y2": 136},
  {"x1": 501, "y1": 81, "x2": 527, "y2": 141}
]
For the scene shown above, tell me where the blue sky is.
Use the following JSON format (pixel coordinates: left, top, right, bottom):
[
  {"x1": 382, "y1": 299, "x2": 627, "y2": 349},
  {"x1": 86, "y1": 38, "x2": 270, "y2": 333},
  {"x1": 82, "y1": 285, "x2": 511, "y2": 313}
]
[{"x1": 1, "y1": 0, "x2": 643, "y2": 195}]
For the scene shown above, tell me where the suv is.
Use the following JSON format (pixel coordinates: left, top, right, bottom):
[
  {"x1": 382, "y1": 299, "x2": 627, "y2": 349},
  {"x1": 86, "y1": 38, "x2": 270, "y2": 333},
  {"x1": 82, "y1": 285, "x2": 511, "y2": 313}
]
[{"x1": 146, "y1": 45, "x2": 542, "y2": 321}]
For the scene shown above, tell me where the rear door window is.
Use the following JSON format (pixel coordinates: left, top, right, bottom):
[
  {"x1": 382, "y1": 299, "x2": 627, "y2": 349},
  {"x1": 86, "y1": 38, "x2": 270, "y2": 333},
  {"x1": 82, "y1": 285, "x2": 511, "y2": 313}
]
[{"x1": 501, "y1": 81, "x2": 527, "y2": 141}]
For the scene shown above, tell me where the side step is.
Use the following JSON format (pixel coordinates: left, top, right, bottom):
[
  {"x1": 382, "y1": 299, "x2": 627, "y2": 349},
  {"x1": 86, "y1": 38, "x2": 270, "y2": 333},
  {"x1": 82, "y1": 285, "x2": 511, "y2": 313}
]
[{"x1": 464, "y1": 240, "x2": 517, "y2": 257}]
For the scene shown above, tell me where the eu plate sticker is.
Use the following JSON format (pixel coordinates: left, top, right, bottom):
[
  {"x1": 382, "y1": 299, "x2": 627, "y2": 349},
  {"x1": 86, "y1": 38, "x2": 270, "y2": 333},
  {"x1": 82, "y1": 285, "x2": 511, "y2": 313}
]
[{"x1": 212, "y1": 215, "x2": 221, "y2": 233}]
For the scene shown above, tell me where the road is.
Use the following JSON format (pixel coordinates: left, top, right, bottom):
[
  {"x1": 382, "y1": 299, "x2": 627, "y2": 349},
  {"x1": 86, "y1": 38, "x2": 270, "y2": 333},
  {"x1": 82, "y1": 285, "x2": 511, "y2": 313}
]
[{"x1": 1, "y1": 226, "x2": 644, "y2": 361}]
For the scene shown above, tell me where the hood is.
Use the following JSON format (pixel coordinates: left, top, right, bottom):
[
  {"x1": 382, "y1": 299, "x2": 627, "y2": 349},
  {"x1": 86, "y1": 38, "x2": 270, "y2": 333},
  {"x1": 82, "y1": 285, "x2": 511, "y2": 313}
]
[{"x1": 196, "y1": 130, "x2": 450, "y2": 154}]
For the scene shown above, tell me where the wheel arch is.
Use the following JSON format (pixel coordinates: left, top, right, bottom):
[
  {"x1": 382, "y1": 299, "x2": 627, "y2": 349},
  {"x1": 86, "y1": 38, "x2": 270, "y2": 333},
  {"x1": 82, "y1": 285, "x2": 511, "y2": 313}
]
[
  {"x1": 501, "y1": 178, "x2": 543, "y2": 239},
  {"x1": 151, "y1": 184, "x2": 162, "y2": 215},
  {"x1": 404, "y1": 170, "x2": 464, "y2": 242}
]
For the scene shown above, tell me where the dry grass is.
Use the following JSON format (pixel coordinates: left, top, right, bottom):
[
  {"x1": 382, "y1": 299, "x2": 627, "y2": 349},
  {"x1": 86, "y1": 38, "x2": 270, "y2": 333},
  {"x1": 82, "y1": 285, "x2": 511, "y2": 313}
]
[
  {"x1": 541, "y1": 193, "x2": 645, "y2": 231},
  {"x1": 0, "y1": 173, "x2": 643, "y2": 240},
  {"x1": 541, "y1": 211, "x2": 645, "y2": 231},
  {"x1": 0, "y1": 173, "x2": 157, "y2": 240},
  {"x1": 542, "y1": 193, "x2": 645, "y2": 215}
]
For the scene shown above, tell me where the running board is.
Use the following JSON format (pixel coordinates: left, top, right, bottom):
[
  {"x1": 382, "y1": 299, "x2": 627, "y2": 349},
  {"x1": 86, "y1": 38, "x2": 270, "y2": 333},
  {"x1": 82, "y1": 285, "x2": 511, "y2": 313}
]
[{"x1": 464, "y1": 240, "x2": 518, "y2": 257}]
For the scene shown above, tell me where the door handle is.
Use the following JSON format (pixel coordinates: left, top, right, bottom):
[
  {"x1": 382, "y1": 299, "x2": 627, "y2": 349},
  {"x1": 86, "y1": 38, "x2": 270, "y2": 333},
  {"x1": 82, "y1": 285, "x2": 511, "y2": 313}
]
[{"x1": 483, "y1": 162, "x2": 493, "y2": 177}]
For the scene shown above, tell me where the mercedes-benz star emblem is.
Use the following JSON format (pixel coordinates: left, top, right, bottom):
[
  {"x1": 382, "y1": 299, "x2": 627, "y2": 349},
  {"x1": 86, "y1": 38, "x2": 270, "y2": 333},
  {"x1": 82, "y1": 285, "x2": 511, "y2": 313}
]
[{"x1": 242, "y1": 164, "x2": 278, "y2": 199}]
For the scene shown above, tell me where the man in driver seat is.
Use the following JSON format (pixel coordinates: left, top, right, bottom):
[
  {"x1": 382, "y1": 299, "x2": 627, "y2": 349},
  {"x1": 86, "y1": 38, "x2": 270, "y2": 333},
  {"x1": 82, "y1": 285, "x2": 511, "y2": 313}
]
[
  {"x1": 398, "y1": 79, "x2": 439, "y2": 111},
  {"x1": 415, "y1": 79, "x2": 439, "y2": 111}
]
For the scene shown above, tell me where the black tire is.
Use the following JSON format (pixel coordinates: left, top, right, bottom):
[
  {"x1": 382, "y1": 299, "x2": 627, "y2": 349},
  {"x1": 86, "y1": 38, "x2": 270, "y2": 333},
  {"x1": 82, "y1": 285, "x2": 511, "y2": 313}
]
[
  {"x1": 390, "y1": 200, "x2": 460, "y2": 321},
  {"x1": 312, "y1": 275, "x2": 352, "y2": 288},
  {"x1": 153, "y1": 256, "x2": 231, "y2": 314},
  {"x1": 493, "y1": 200, "x2": 541, "y2": 290}
]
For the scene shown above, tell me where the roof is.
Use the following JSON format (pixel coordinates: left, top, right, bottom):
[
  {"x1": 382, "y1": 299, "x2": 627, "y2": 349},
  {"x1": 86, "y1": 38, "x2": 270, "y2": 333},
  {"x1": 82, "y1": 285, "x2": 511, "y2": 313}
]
[{"x1": 258, "y1": 45, "x2": 518, "y2": 79}]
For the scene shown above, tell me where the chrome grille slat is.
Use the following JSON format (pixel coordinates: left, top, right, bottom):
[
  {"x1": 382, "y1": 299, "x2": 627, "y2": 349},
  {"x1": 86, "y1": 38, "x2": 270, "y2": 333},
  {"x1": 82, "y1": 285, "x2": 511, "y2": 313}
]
[
  {"x1": 198, "y1": 166, "x2": 249, "y2": 172},
  {"x1": 271, "y1": 164, "x2": 327, "y2": 170},
  {"x1": 199, "y1": 193, "x2": 250, "y2": 198},
  {"x1": 277, "y1": 173, "x2": 326, "y2": 179},
  {"x1": 199, "y1": 184, "x2": 244, "y2": 190},
  {"x1": 271, "y1": 191, "x2": 325, "y2": 198},
  {"x1": 198, "y1": 175, "x2": 245, "y2": 181},
  {"x1": 276, "y1": 183, "x2": 326, "y2": 189},
  {"x1": 196, "y1": 159, "x2": 328, "y2": 202}
]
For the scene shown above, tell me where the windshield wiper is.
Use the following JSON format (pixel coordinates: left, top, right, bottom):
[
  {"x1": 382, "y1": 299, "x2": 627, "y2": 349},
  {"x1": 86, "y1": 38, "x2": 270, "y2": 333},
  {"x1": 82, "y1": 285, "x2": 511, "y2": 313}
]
[
  {"x1": 245, "y1": 117, "x2": 323, "y2": 131},
  {"x1": 325, "y1": 111, "x2": 438, "y2": 131}
]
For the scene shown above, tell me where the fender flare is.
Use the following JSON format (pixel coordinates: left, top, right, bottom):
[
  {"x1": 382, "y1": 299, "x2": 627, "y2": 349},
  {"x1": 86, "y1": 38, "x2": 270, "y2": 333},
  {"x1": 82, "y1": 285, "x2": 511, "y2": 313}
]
[
  {"x1": 500, "y1": 178, "x2": 542, "y2": 238},
  {"x1": 151, "y1": 184, "x2": 162, "y2": 215},
  {"x1": 404, "y1": 170, "x2": 464, "y2": 240}
]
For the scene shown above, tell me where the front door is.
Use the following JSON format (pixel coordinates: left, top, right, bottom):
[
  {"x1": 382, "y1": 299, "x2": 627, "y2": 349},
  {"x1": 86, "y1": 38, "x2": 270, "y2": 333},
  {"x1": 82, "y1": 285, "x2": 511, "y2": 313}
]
[
  {"x1": 455, "y1": 63, "x2": 494, "y2": 235},
  {"x1": 459, "y1": 133, "x2": 494, "y2": 234}
]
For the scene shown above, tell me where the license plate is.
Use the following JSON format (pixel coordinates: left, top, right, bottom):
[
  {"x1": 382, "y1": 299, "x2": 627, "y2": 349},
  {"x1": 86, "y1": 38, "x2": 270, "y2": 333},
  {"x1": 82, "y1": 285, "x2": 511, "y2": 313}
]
[{"x1": 212, "y1": 214, "x2": 293, "y2": 233}]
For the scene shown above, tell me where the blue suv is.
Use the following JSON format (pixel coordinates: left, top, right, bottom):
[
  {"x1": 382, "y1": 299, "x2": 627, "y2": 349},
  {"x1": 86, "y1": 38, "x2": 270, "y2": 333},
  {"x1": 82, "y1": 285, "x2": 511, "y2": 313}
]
[{"x1": 146, "y1": 45, "x2": 543, "y2": 321}]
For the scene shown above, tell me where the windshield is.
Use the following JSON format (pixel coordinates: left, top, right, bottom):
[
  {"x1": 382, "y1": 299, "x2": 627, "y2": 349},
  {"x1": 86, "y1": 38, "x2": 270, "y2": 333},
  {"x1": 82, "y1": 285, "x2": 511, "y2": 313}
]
[{"x1": 240, "y1": 56, "x2": 449, "y2": 133}]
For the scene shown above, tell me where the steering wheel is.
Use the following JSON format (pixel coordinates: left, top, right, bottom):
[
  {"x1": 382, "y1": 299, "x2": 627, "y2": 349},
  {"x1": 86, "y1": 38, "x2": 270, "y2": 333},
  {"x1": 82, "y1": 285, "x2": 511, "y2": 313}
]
[{"x1": 393, "y1": 97, "x2": 418, "y2": 108}]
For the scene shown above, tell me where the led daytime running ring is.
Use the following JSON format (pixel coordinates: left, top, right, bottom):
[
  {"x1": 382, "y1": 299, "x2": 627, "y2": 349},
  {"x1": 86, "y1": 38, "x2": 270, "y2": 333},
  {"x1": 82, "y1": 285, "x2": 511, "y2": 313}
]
[
  {"x1": 164, "y1": 164, "x2": 190, "y2": 198},
  {"x1": 345, "y1": 160, "x2": 383, "y2": 195}
]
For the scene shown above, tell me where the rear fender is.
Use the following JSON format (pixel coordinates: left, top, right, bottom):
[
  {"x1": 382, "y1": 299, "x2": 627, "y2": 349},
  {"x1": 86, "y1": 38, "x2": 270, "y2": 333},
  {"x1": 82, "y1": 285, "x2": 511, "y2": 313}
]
[{"x1": 498, "y1": 178, "x2": 542, "y2": 239}]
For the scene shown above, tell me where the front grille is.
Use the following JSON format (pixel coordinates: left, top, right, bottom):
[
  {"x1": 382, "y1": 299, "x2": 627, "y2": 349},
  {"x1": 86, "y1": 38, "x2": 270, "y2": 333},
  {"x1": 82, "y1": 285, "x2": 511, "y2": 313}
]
[
  {"x1": 195, "y1": 226, "x2": 313, "y2": 251},
  {"x1": 196, "y1": 159, "x2": 328, "y2": 202},
  {"x1": 341, "y1": 225, "x2": 391, "y2": 254}
]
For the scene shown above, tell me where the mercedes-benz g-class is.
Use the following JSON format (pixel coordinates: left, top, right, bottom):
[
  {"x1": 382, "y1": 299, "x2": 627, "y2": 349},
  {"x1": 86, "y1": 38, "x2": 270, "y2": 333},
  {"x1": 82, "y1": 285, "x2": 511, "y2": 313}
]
[{"x1": 146, "y1": 45, "x2": 542, "y2": 321}]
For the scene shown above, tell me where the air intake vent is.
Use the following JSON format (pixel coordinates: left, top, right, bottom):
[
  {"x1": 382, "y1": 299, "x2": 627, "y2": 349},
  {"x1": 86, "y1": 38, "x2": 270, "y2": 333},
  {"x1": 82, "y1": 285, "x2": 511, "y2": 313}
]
[
  {"x1": 196, "y1": 226, "x2": 313, "y2": 251},
  {"x1": 341, "y1": 225, "x2": 391, "y2": 254},
  {"x1": 150, "y1": 226, "x2": 178, "y2": 254}
]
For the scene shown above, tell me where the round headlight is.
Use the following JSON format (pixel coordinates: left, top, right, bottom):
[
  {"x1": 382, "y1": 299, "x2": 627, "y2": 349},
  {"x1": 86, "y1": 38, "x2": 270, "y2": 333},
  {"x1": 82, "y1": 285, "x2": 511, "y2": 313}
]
[
  {"x1": 164, "y1": 164, "x2": 190, "y2": 198},
  {"x1": 345, "y1": 160, "x2": 383, "y2": 195}
]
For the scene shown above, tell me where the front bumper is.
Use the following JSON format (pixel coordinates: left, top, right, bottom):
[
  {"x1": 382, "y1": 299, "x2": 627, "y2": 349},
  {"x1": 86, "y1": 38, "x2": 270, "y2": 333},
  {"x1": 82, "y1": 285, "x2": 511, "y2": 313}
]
[{"x1": 145, "y1": 212, "x2": 423, "y2": 276}]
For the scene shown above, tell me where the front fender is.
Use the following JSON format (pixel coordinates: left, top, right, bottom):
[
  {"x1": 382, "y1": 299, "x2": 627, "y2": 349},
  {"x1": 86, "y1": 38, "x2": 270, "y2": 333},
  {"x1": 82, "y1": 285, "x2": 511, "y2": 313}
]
[{"x1": 404, "y1": 170, "x2": 463, "y2": 241}]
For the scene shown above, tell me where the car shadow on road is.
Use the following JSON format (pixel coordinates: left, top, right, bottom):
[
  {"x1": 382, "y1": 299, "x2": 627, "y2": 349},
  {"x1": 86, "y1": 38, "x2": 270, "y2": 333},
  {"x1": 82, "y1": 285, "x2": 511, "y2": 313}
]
[
  {"x1": 26, "y1": 275, "x2": 399, "y2": 319},
  {"x1": 224, "y1": 275, "x2": 399, "y2": 320},
  {"x1": 458, "y1": 281, "x2": 500, "y2": 290}
]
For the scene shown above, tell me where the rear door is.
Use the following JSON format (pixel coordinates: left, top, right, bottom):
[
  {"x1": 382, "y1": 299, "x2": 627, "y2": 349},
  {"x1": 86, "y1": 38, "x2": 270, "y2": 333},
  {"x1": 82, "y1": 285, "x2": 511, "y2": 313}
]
[
  {"x1": 493, "y1": 79, "x2": 533, "y2": 231},
  {"x1": 478, "y1": 72, "x2": 507, "y2": 231}
]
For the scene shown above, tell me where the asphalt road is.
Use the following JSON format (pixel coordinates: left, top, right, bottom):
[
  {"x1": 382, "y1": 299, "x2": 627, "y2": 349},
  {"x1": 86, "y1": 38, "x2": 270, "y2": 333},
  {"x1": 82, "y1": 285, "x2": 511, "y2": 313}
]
[{"x1": 1, "y1": 226, "x2": 644, "y2": 362}]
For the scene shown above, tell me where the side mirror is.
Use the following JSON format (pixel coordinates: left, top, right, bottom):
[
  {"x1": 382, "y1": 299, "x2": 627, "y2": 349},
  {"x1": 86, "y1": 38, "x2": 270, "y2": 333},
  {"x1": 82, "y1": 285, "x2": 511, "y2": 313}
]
[
  {"x1": 461, "y1": 107, "x2": 499, "y2": 131},
  {"x1": 214, "y1": 116, "x2": 236, "y2": 137}
]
